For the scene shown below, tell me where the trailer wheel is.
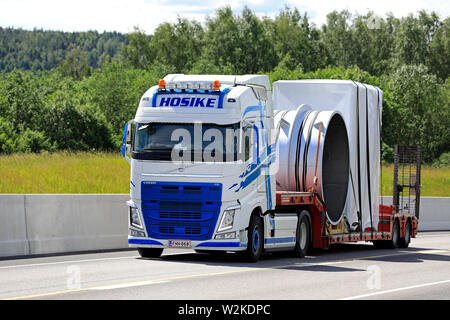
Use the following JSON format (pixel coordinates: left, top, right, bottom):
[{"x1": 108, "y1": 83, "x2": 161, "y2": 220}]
[
  {"x1": 293, "y1": 211, "x2": 311, "y2": 258},
  {"x1": 390, "y1": 220, "x2": 400, "y2": 249},
  {"x1": 399, "y1": 219, "x2": 411, "y2": 248},
  {"x1": 138, "y1": 248, "x2": 163, "y2": 258},
  {"x1": 373, "y1": 219, "x2": 400, "y2": 249},
  {"x1": 245, "y1": 215, "x2": 264, "y2": 262}
]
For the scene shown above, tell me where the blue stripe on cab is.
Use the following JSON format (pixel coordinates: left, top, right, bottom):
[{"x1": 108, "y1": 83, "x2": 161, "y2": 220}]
[
  {"x1": 128, "y1": 239, "x2": 163, "y2": 246},
  {"x1": 218, "y1": 88, "x2": 230, "y2": 109},
  {"x1": 196, "y1": 242, "x2": 241, "y2": 248},
  {"x1": 264, "y1": 237, "x2": 296, "y2": 244}
]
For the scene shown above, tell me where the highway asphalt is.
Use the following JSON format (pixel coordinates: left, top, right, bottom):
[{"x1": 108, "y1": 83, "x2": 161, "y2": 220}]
[{"x1": 0, "y1": 231, "x2": 449, "y2": 301}]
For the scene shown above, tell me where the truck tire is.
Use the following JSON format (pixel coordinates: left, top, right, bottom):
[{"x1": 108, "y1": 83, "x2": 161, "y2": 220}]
[
  {"x1": 389, "y1": 220, "x2": 400, "y2": 249},
  {"x1": 138, "y1": 248, "x2": 163, "y2": 258},
  {"x1": 373, "y1": 220, "x2": 400, "y2": 249},
  {"x1": 398, "y1": 219, "x2": 411, "y2": 248},
  {"x1": 245, "y1": 215, "x2": 264, "y2": 262},
  {"x1": 293, "y1": 211, "x2": 311, "y2": 258}
]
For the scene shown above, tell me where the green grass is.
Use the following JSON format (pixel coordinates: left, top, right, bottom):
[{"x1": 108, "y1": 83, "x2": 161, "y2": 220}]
[
  {"x1": 381, "y1": 164, "x2": 450, "y2": 197},
  {"x1": 0, "y1": 152, "x2": 130, "y2": 194},
  {"x1": 0, "y1": 152, "x2": 448, "y2": 196}
]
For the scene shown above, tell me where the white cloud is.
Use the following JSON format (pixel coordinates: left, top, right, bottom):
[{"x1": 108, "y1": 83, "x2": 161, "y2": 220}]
[{"x1": 286, "y1": 0, "x2": 450, "y2": 26}]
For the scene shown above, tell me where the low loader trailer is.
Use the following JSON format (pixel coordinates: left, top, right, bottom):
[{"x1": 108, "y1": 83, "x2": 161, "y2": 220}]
[
  {"x1": 121, "y1": 74, "x2": 421, "y2": 262},
  {"x1": 275, "y1": 189, "x2": 418, "y2": 253}
]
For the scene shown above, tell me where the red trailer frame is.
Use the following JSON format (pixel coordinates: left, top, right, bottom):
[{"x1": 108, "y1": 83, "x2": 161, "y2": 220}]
[{"x1": 275, "y1": 191, "x2": 418, "y2": 250}]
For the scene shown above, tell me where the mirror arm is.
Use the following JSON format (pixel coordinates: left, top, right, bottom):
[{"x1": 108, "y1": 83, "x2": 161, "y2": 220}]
[{"x1": 122, "y1": 120, "x2": 133, "y2": 165}]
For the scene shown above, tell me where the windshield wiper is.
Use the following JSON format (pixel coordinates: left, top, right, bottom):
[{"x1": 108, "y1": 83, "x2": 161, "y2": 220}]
[{"x1": 141, "y1": 148, "x2": 172, "y2": 152}]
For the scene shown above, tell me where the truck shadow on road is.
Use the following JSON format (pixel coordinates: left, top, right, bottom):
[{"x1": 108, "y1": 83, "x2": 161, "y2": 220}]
[{"x1": 138, "y1": 243, "x2": 449, "y2": 271}]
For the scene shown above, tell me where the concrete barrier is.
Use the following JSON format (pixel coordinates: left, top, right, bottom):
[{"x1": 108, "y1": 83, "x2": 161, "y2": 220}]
[
  {"x1": 382, "y1": 196, "x2": 450, "y2": 231},
  {"x1": 0, "y1": 195, "x2": 29, "y2": 257},
  {"x1": 24, "y1": 194, "x2": 130, "y2": 256},
  {"x1": 0, "y1": 194, "x2": 449, "y2": 258},
  {"x1": 0, "y1": 194, "x2": 129, "y2": 258}
]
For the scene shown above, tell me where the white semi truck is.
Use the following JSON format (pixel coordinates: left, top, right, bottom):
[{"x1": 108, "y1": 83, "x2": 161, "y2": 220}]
[{"x1": 121, "y1": 74, "x2": 419, "y2": 262}]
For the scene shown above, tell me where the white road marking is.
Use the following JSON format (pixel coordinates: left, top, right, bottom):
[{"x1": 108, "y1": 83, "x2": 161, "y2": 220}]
[
  {"x1": 90, "y1": 280, "x2": 170, "y2": 290},
  {"x1": 0, "y1": 255, "x2": 137, "y2": 270},
  {"x1": 340, "y1": 279, "x2": 450, "y2": 300},
  {"x1": 0, "y1": 251, "x2": 193, "y2": 270}
]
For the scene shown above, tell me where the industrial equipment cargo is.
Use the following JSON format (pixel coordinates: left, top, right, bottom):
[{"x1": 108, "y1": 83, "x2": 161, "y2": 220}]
[{"x1": 121, "y1": 74, "x2": 421, "y2": 262}]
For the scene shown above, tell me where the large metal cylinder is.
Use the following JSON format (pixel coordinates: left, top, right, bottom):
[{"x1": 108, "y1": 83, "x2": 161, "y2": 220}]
[{"x1": 274, "y1": 105, "x2": 350, "y2": 224}]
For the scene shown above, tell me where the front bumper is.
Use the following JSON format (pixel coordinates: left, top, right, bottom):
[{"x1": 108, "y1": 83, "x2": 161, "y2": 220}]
[{"x1": 128, "y1": 237, "x2": 248, "y2": 251}]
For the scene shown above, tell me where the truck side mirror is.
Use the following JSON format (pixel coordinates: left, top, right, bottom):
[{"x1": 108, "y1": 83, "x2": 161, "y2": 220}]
[
  {"x1": 121, "y1": 120, "x2": 134, "y2": 164},
  {"x1": 241, "y1": 118, "x2": 260, "y2": 164}
]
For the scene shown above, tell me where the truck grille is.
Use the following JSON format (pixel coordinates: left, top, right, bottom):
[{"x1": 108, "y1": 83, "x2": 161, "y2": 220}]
[
  {"x1": 141, "y1": 181, "x2": 222, "y2": 240},
  {"x1": 154, "y1": 223, "x2": 207, "y2": 236},
  {"x1": 159, "y1": 212, "x2": 202, "y2": 220}
]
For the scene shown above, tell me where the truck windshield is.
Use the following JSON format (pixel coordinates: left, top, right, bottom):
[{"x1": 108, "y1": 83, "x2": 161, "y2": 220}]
[{"x1": 133, "y1": 122, "x2": 240, "y2": 162}]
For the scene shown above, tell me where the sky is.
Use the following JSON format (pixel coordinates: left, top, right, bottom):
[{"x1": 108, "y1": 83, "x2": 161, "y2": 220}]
[{"x1": 0, "y1": 0, "x2": 449, "y2": 34}]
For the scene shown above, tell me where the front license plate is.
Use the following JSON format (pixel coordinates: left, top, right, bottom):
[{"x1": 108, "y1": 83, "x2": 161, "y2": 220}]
[{"x1": 168, "y1": 240, "x2": 191, "y2": 248}]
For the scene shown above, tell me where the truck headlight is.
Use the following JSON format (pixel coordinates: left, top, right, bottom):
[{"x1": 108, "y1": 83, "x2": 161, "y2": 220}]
[
  {"x1": 130, "y1": 207, "x2": 143, "y2": 229},
  {"x1": 218, "y1": 209, "x2": 236, "y2": 232}
]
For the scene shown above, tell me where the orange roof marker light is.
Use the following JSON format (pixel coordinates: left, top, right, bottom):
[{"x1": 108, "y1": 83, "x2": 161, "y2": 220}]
[
  {"x1": 158, "y1": 79, "x2": 166, "y2": 90},
  {"x1": 212, "y1": 80, "x2": 220, "y2": 91}
]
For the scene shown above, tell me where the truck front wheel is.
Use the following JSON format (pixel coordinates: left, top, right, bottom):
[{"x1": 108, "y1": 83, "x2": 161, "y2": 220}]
[
  {"x1": 245, "y1": 215, "x2": 264, "y2": 262},
  {"x1": 138, "y1": 248, "x2": 163, "y2": 258}
]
